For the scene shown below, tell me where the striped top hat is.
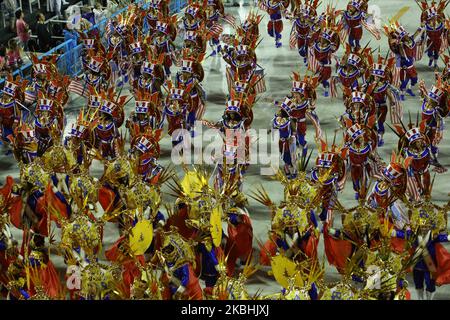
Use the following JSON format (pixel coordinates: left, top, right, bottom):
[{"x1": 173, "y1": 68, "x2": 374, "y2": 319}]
[
  {"x1": 184, "y1": 31, "x2": 197, "y2": 41},
  {"x1": 181, "y1": 60, "x2": 194, "y2": 73},
  {"x1": 242, "y1": 19, "x2": 251, "y2": 31},
  {"x1": 88, "y1": 95, "x2": 102, "y2": 109},
  {"x1": 280, "y1": 97, "x2": 294, "y2": 113},
  {"x1": 299, "y1": 4, "x2": 311, "y2": 15},
  {"x1": 186, "y1": 6, "x2": 199, "y2": 17},
  {"x1": 170, "y1": 88, "x2": 185, "y2": 100},
  {"x1": 226, "y1": 100, "x2": 241, "y2": 113},
  {"x1": 371, "y1": 63, "x2": 386, "y2": 77},
  {"x1": 156, "y1": 21, "x2": 168, "y2": 34},
  {"x1": 292, "y1": 80, "x2": 307, "y2": 93},
  {"x1": 37, "y1": 99, "x2": 54, "y2": 111},
  {"x1": 141, "y1": 62, "x2": 155, "y2": 75},
  {"x1": 149, "y1": 0, "x2": 161, "y2": 8},
  {"x1": 129, "y1": 42, "x2": 144, "y2": 54},
  {"x1": 33, "y1": 63, "x2": 47, "y2": 75},
  {"x1": 135, "y1": 136, "x2": 153, "y2": 153},
  {"x1": 347, "y1": 53, "x2": 361, "y2": 67},
  {"x1": 405, "y1": 128, "x2": 422, "y2": 143},
  {"x1": 394, "y1": 26, "x2": 408, "y2": 39},
  {"x1": 348, "y1": 0, "x2": 362, "y2": 9},
  {"x1": 321, "y1": 30, "x2": 335, "y2": 42},
  {"x1": 235, "y1": 45, "x2": 249, "y2": 57},
  {"x1": 87, "y1": 56, "x2": 103, "y2": 73},
  {"x1": 2, "y1": 81, "x2": 18, "y2": 97},
  {"x1": 346, "y1": 123, "x2": 364, "y2": 141},
  {"x1": 316, "y1": 153, "x2": 335, "y2": 168},
  {"x1": 427, "y1": 86, "x2": 443, "y2": 103},
  {"x1": 426, "y1": 8, "x2": 438, "y2": 19},
  {"x1": 115, "y1": 23, "x2": 127, "y2": 36},
  {"x1": 100, "y1": 101, "x2": 117, "y2": 115},
  {"x1": 234, "y1": 81, "x2": 248, "y2": 93},
  {"x1": 83, "y1": 38, "x2": 95, "y2": 49},
  {"x1": 383, "y1": 163, "x2": 403, "y2": 181},
  {"x1": 70, "y1": 123, "x2": 87, "y2": 138},
  {"x1": 135, "y1": 101, "x2": 150, "y2": 113},
  {"x1": 351, "y1": 91, "x2": 366, "y2": 103}
]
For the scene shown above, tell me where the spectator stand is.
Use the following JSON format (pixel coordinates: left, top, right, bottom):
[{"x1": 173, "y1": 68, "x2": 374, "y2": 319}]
[{"x1": 0, "y1": 0, "x2": 188, "y2": 87}]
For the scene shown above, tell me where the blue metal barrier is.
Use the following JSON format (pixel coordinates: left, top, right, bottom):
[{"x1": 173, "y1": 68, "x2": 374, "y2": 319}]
[{"x1": 0, "y1": 0, "x2": 188, "y2": 88}]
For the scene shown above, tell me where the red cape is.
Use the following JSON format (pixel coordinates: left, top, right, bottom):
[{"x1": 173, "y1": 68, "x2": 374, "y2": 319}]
[
  {"x1": 225, "y1": 215, "x2": 253, "y2": 275},
  {"x1": 435, "y1": 243, "x2": 450, "y2": 286},
  {"x1": 105, "y1": 235, "x2": 146, "y2": 298},
  {"x1": 0, "y1": 176, "x2": 23, "y2": 229},
  {"x1": 323, "y1": 223, "x2": 353, "y2": 274}
]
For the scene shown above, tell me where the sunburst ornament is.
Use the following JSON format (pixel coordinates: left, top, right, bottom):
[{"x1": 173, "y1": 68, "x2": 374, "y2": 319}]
[
  {"x1": 210, "y1": 206, "x2": 223, "y2": 247},
  {"x1": 129, "y1": 220, "x2": 154, "y2": 255}
]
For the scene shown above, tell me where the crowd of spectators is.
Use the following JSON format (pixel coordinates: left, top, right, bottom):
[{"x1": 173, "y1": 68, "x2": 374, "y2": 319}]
[{"x1": 0, "y1": 0, "x2": 124, "y2": 75}]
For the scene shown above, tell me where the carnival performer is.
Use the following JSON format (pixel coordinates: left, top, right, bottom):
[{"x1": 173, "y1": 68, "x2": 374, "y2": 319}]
[
  {"x1": 386, "y1": 23, "x2": 421, "y2": 101},
  {"x1": 0, "y1": 77, "x2": 26, "y2": 151},
  {"x1": 396, "y1": 124, "x2": 432, "y2": 200},
  {"x1": 311, "y1": 23, "x2": 341, "y2": 97},
  {"x1": 393, "y1": 201, "x2": 450, "y2": 300},
  {"x1": 289, "y1": 1, "x2": 319, "y2": 64},
  {"x1": 205, "y1": 0, "x2": 225, "y2": 55},
  {"x1": 342, "y1": 121, "x2": 378, "y2": 200},
  {"x1": 262, "y1": 0, "x2": 290, "y2": 48},
  {"x1": 340, "y1": 0, "x2": 369, "y2": 49},
  {"x1": 418, "y1": 81, "x2": 448, "y2": 171},
  {"x1": 417, "y1": 1, "x2": 448, "y2": 69},
  {"x1": 364, "y1": 55, "x2": 400, "y2": 146}
]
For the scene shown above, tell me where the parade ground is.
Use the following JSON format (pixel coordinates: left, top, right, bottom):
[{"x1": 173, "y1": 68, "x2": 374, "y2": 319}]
[{"x1": 1, "y1": 1, "x2": 450, "y2": 299}]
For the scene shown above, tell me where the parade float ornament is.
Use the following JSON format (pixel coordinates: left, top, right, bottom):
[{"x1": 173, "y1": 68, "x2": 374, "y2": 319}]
[{"x1": 129, "y1": 219, "x2": 154, "y2": 255}]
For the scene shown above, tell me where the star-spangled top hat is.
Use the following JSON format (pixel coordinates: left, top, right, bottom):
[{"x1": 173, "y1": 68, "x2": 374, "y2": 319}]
[
  {"x1": 37, "y1": 99, "x2": 54, "y2": 112},
  {"x1": 427, "y1": 86, "x2": 443, "y2": 103},
  {"x1": 170, "y1": 88, "x2": 185, "y2": 100},
  {"x1": 235, "y1": 45, "x2": 249, "y2": 57},
  {"x1": 383, "y1": 163, "x2": 404, "y2": 181},
  {"x1": 70, "y1": 123, "x2": 88, "y2": 138},
  {"x1": 347, "y1": 53, "x2": 361, "y2": 67},
  {"x1": 292, "y1": 80, "x2": 307, "y2": 93},
  {"x1": 83, "y1": 38, "x2": 95, "y2": 49},
  {"x1": 351, "y1": 91, "x2": 366, "y2": 103},
  {"x1": 226, "y1": 100, "x2": 241, "y2": 113},
  {"x1": 316, "y1": 153, "x2": 335, "y2": 168},
  {"x1": 100, "y1": 100, "x2": 118, "y2": 115},
  {"x1": 33, "y1": 63, "x2": 47, "y2": 75},
  {"x1": 346, "y1": 123, "x2": 364, "y2": 141},
  {"x1": 135, "y1": 100, "x2": 151, "y2": 113},
  {"x1": 135, "y1": 136, "x2": 153, "y2": 153},
  {"x1": 405, "y1": 128, "x2": 422, "y2": 143},
  {"x1": 280, "y1": 97, "x2": 294, "y2": 114},
  {"x1": 129, "y1": 42, "x2": 144, "y2": 55},
  {"x1": 2, "y1": 81, "x2": 19, "y2": 97},
  {"x1": 321, "y1": 30, "x2": 335, "y2": 42},
  {"x1": 156, "y1": 21, "x2": 168, "y2": 34},
  {"x1": 184, "y1": 31, "x2": 198, "y2": 42},
  {"x1": 141, "y1": 62, "x2": 155, "y2": 75},
  {"x1": 87, "y1": 56, "x2": 103, "y2": 73},
  {"x1": 181, "y1": 60, "x2": 194, "y2": 73},
  {"x1": 371, "y1": 63, "x2": 386, "y2": 77}
]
